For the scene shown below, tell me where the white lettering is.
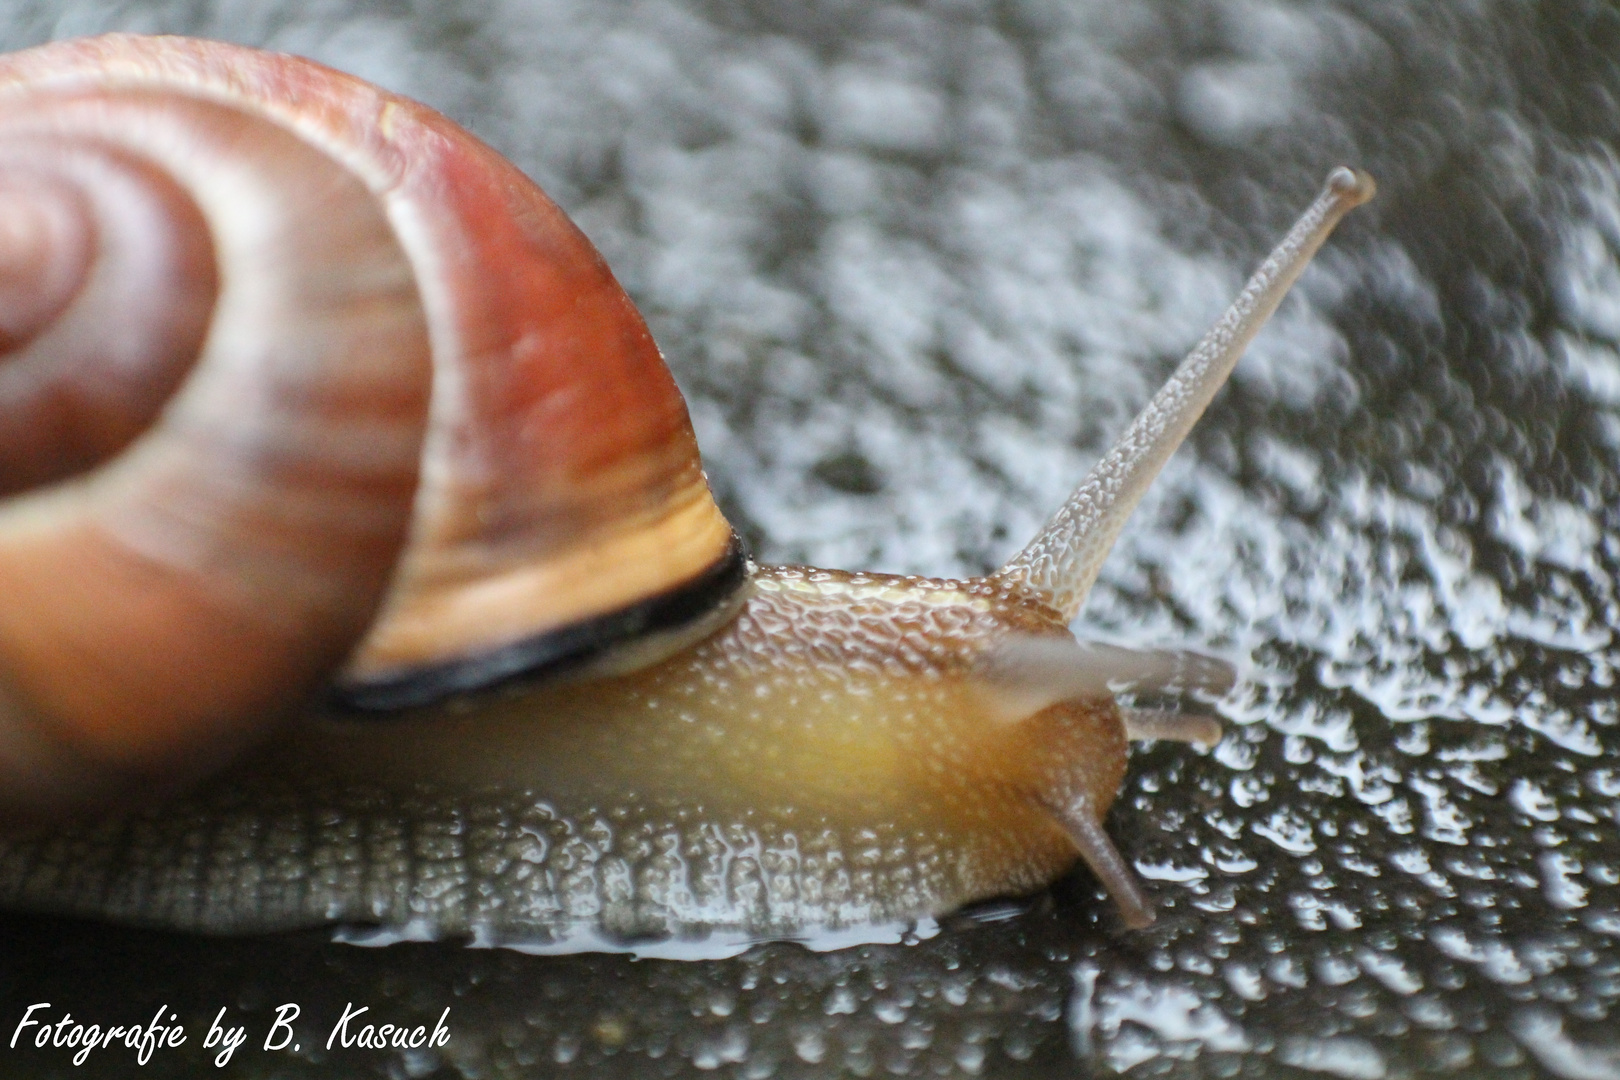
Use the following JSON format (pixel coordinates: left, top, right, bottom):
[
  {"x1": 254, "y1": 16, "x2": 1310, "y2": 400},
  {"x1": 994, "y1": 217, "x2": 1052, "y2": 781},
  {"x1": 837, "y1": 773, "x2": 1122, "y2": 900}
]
[
  {"x1": 264, "y1": 1003, "x2": 300, "y2": 1052},
  {"x1": 204, "y1": 1007, "x2": 246, "y2": 1068},
  {"x1": 10, "y1": 1004, "x2": 48, "y2": 1049},
  {"x1": 136, "y1": 1007, "x2": 177, "y2": 1066},
  {"x1": 430, "y1": 1007, "x2": 451, "y2": 1047},
  {"x1": 326, "y1": 1003, "x2": 367, "y2": 1050}
]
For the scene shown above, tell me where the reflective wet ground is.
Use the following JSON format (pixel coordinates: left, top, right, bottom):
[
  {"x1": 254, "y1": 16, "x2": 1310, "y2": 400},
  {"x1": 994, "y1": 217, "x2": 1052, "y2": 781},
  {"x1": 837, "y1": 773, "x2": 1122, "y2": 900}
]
[{"x1": 2, "y1": 0, "x2": 1619, "y2": 1076}]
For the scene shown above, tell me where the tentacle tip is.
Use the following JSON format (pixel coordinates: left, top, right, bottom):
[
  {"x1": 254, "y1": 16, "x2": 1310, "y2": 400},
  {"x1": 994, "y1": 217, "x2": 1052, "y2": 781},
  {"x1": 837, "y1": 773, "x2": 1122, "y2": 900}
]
[
  {"x1": 1050, "y1": 795, "x2": 1161, "y2": 934},
  {"x1": 1118, "y1": 706, "x2": 1226, "y2": 749},
  {"x1": 1175, "y1": 715, "x2": 1224, "y2": 749},
  {"x1": 1327, "y1": 166, "x2": 1376, "y2": 208},
  {"x1": 1117, "y1": 901, "x2": 1157, "y2": 931}
]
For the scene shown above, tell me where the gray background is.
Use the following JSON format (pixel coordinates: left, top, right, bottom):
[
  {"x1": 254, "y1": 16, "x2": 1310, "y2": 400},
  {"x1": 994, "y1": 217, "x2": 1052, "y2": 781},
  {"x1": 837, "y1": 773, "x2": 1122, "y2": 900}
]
[{"x1": 1, "y1": 1, "x2": 1618, "y2": 1077}]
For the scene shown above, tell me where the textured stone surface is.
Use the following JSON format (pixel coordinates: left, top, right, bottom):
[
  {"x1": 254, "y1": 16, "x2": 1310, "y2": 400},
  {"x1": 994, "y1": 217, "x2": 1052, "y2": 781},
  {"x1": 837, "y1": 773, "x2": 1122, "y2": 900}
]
[{"x1": 2, "y1": 0, "x2": 1619, "y2": 1077}]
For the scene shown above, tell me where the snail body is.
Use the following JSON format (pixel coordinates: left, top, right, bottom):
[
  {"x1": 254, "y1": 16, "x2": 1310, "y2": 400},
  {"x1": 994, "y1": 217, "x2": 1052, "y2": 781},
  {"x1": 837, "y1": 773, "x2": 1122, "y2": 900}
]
[
  {"x1": 9, "y1": 569, "x2": 1123, "y2": 948},
  {"x1": 0, "y1": 35, "x2": 1373, "y2": 948}
]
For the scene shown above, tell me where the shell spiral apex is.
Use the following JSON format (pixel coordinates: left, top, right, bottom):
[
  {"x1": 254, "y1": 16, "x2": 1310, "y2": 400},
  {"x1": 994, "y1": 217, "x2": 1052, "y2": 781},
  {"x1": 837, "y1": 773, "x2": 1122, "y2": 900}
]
[
  {"x1": 0, "y1": 33, "x2": 741, "y2": 806},
  {"x1": 0, "y1": 33, "x2": 1372, "y2": 948}
]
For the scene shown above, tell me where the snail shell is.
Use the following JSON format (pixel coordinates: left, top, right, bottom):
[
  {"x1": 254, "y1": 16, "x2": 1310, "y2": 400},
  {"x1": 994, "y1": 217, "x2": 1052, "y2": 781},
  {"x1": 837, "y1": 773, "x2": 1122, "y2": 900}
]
[
  {"x1": 0, "y1": 34, "x2": 1373, "y2": 948},
  {"x1": 0, "y1": 33, "x2": 740, "y2": 803}
]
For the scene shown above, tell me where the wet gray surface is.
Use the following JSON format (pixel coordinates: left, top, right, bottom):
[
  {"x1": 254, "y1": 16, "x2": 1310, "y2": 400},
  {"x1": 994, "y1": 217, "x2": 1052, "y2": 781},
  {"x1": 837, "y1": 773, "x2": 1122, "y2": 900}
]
[{"x1": 2, "y1": 0, "x2": 1619, "y2": 1076}]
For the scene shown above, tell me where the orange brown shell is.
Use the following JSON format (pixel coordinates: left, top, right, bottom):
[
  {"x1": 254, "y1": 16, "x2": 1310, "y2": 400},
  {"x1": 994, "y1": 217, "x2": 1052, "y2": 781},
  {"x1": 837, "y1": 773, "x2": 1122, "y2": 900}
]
[{"x1": 0, "y1": 35, "x2": 739, "y2": 800}]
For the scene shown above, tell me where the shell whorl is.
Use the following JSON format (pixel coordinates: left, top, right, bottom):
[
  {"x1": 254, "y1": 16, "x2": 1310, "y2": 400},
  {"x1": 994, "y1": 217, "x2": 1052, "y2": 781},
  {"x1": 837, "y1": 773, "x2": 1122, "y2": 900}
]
[{"x1": 0, "y1": 35, "x2": 739, "y2": 811}]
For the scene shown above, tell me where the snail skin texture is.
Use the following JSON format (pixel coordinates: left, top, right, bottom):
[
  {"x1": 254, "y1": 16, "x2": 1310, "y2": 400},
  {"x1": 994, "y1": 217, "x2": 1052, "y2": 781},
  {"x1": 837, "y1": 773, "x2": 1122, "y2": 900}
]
[{"x1": 0, "y1": 35, "x2": 1374, "y2": 953}]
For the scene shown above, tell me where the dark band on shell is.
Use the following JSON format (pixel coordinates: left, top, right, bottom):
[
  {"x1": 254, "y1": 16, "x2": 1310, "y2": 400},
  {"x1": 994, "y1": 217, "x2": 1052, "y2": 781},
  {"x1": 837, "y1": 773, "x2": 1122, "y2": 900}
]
[{"x1": 334, "y1": 535, "x2": 752, "y2": 711}]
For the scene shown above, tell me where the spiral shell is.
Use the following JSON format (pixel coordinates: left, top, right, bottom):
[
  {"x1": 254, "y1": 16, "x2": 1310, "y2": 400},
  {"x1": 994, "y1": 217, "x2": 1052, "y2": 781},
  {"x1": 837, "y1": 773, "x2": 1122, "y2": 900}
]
[{"x1": 0, "y1": 35, "x2": 740, "y2": 807}]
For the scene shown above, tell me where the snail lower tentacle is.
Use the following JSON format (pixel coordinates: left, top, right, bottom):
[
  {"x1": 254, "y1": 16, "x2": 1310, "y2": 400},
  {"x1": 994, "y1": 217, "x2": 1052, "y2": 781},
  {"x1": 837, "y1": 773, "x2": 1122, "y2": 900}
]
[{"x1": 0, "y1": 34, "x2": 1372, "y2": 945}]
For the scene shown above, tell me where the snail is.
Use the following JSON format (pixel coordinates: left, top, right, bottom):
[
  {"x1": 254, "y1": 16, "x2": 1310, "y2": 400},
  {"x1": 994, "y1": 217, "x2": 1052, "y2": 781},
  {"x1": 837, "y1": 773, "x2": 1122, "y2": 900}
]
[{"x1": 0, "y1": 34, "x2": 1373, "y2": 951}]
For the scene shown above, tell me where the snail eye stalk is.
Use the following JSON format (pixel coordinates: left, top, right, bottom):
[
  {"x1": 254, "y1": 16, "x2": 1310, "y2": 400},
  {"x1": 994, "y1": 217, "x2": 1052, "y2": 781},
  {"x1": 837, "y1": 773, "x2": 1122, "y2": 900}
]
[{"x1": 997, "y1": 168, "x2": 1376, "y2": 620}]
